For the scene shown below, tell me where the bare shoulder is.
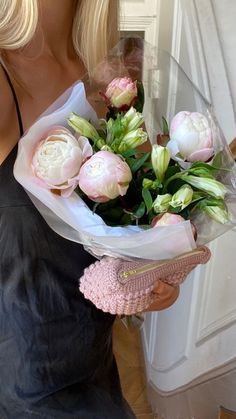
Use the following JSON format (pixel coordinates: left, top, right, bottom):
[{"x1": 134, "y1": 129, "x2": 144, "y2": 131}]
[
  {"x1": 0, "y1": 66, "x2": 14, "y2": 133},
  {"x1": 0, "y1": 66, "x2": 20, "y2": 162}
]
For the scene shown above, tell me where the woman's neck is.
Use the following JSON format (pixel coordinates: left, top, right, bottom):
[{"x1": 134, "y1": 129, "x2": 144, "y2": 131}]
[
  {"x1": 6, "y1": 0, "x2": 78, "y2": 65},
  {"x1": 36, "y1": 0, "x2": 78, "y2": 62},
  {"x1": 1, "y1": 0, "x2": 86, "y2": 132}
]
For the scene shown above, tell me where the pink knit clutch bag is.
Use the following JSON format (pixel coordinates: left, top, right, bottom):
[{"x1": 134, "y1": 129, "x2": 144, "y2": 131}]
[{"x1": 79, "y1": 246, "x2": 211, "y2": 315}]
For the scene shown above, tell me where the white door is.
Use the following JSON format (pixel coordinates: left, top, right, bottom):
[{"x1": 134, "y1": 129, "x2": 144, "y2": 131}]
[{"x1": 121, "y1": 0, "x2": 236, "y2": 416}]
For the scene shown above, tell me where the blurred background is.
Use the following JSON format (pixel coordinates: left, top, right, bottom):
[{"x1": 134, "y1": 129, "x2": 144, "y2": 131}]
[{"x1": 113, "y1": 1, "x2": 236, "y2": 418}]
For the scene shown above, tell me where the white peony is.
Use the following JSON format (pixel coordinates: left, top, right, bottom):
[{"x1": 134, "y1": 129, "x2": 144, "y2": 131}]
[
  {"x1": 32, "y1": 127, "x2": 92, "y2": 197},
  {"x1": 168, "y1": 111, "x2": 214, "y2": 164}
]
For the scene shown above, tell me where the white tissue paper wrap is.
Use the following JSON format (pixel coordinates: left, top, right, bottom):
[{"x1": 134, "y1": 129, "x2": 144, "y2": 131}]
[{"x1": 14, "y1": 81, "x2": 196, "y2": 260}]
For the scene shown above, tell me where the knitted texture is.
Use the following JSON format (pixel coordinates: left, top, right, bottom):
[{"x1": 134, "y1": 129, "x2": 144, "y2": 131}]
[{"x1": 79, "y1": 246, "x2": 211, "y2": 315}]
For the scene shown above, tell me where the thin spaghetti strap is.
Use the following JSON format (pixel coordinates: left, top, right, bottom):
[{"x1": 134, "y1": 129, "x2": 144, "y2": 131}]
[{"x1": 1, "y1": 64, "x2": 24, "y2": 137}]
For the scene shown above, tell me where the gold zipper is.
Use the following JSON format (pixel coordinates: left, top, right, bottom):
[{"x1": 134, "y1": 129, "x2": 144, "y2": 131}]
[
  {"x1": 120, "y1": 248, "x2": 204, "y2": 280},
  {"x1": 120, "y1": 261, "x2": 164, "y2": 279}
]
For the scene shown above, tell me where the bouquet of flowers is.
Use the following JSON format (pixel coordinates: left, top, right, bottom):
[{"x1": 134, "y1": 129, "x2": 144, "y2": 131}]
[{"x1": 14, "y1": 38, "x2": 236, "y2": 266}]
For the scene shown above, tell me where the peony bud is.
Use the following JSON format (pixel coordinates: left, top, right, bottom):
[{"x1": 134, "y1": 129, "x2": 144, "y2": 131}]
[
  {"x1": 168, "y1": 111, "x2": 214, "y2": 163},
  {"x1": 151, "y1": 144, "x2": 170, "y2": 182},
  {"x1": 170, "y1": 185, "x2": 193, "y2": 210},
  {"x1": 181, "y1": 175, "x2": 227, "y2": 199},
  {"x1": 204, "y1": 205, "x2": 229, "y2": 224},
  {"x1": 68, "y1": 113, "x2": 105, "y2": 149},
  {"x1": 153, "y1": 194, "x2": 172, "y2": 213},
  {"x1": 151, "y1": 212, "x2": 185, "y2": 227},
  {"x1": 142, "y1": 178, "x2": 154, "y2": 189},
  {"x1": 118, "y1": 128, "x2": 148, "y2": 153},
  {"x1": 32, "y1": 127, "x2": 92, "y2": 197},
  {"x1": 152, "y1": 212, "x2": 197, "y2": 240},
  {"x1": 122, "y1": 107, "x2": 144, "y2": 132},
  {"x1": 103, "y1": 77, "x2": 137, "y2": 110},
  {"x1": 78, "y1": 150, "x2": 132, "y2": 202}
]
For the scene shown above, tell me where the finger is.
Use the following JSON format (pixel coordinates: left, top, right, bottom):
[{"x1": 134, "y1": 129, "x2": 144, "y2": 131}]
[
  {"x1": 152, "y1": 280, "x2": 177, "y2": 296},
  {"x1": 144, "y1": 285, "x2": 180, "y2": 312}
]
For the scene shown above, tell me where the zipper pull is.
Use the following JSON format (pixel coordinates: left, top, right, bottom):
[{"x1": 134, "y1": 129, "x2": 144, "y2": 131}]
[{"x1": 120, "y1": 269, "x2": 138, "y2": 279}]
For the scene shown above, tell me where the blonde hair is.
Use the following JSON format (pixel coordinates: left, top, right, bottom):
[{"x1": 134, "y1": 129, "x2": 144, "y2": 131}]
[{"x1": 0, "y1": 0, "x2": 120, "y2": 74}]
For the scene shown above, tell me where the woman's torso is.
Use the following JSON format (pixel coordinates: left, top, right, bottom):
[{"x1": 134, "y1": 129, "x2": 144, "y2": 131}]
[{"x1": 0, "y1": 61, "x2": 134, "y2": 419}]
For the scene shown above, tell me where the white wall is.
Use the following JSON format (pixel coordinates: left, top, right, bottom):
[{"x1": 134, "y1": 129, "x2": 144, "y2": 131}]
[{"x1": 121, "y1": 0, "x2": 236, "y2": 401}]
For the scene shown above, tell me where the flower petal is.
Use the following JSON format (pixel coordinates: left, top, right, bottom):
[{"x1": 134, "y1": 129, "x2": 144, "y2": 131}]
[
  {"x1": 166, "y1": 139, "x2": 180, "y2": 158},
  {"x1": 61, "y1": 184, "x2": 77, "y2": 198},
  {"x1": 187, "y1": 148, "x2": 214, "y2": 162},
  {"x1": 78, "y1": 136, "x2": 93, "y2": 161}
]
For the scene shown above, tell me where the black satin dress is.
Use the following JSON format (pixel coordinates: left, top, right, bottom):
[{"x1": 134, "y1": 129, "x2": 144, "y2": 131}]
[{"x1": 0, "y1": 67, "x2": 135, "y2": 418}]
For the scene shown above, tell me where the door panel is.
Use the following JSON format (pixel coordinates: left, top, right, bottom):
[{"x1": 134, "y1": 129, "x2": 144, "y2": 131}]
[{"x1": 121, "y1": 0, "x2": 236, "y2": 399}]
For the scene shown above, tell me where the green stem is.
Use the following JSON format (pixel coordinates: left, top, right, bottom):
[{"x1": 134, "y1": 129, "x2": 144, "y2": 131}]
[
  {"x1": 189, "y1": 200, "x2": 204, "y2": 215},
  {"x1": 94, "y1": 136, "x2": 106, "y2": 150},
  {"x1": 163, "y1": 169, "x2": 189, "y2": 192}
]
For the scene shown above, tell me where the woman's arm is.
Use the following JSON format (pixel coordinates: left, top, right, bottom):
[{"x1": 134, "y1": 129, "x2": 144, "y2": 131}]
[{"x1": 0, "y1": 66, "x2": 19, "y2": 163}]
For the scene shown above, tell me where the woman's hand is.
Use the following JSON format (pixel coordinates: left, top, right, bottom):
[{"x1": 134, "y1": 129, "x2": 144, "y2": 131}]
[
  {"x1": 143, "y1": 281, "x2": 179, "y2": 312},
  {"x1": 79, "y1": 247, "x2": 210, "y2": 315},
  {"x1": 229, "y1": 138, "x2": 236, "y2": 160}
]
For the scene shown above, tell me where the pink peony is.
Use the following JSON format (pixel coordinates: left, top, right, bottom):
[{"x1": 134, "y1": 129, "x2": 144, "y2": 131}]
[
  {"x1": 151, "y1": 213, "x2": 185, "y2": 227},
  {"x1": 32, "y1": 127, "x2": 92, "y2": 197},
  {"x1": 78, "y1": 151, "x2": 132, "y2": 202},
  {"x1": 168, "y1": 111, "x2": 214, "y2": 163},
  {"x1": 152, "y1": 212, "x2": 197, "y2": 240},
  {"x1": 152, "y1": 213, "x2": 197, "y2": 240},
  {"x1": 102, "y1": 77, "x2": 137, "y2": 110}
]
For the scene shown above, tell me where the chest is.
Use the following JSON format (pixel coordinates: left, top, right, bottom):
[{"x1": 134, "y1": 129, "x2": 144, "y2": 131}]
[
  {"x1": 0, "y1": 60, "x2": 86, "y2": 164},
  {"x1": 18, "y1": 65, "x2": 84, "y2": 131}
]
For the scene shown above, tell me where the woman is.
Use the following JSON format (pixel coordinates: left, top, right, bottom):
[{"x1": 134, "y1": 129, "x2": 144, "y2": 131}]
[{"x1": 0, "y1": 1, "x2": 179, "y2": 418}]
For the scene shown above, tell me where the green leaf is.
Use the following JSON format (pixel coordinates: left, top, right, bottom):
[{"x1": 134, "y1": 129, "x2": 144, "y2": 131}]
[
  {"x1": 120, "y1": 213, "x2": 132, "y2": 225},
  {"x1": 133, "y1": 202, "x2": 146, "y2": 219},
  {"x1": 165, "y1": 178, "x2": 186, "y2": 195},
  {"x1": 126, "y1": 157, "x2": 136, "y2": 168},
  {"x1": 165, "y1": 165, "x2": 181, "y2": 180},
  {"x1": 211, "y1": 151, "x2": 234, "y2": 173},
  {"x1": 212, "y1": 151, "x2": 225, "y2": 169},
  {"x1": 169, "y1": 206, "x2": 182, "y2": 214},
  {"x1": 192, "y1": 198, "x2": 208, "y2": 211},
  {"x1": 192, "y1": 197, "x2": 226, "y2": 211},
  {"x1": 107, "y1": 114, "x2": 128, "y2": 152},
  {"x1": 142, "y1": 188, "x2": 153, "y2": 213},
  {"x1": 190, "y1": 161, "x2": 217, "y2": 175},
  {"x1": 130, "y1": 152, "x2": 150, "y2": 174},
  {"x1": 205, "y1": 197, "x2": 227, "y2": 209},
  {"x1": 122, "y1": 149, "x2": 137, "y2": 158},
  {"x1": 152, "y1": 179, "x2": 162, "y2": 189},
  {"x1": 191, "y1": 191, "x2": 206, "y2": 203},
  {"x1": 92, "y1": 202, "x2": 100, "y2": 213},
  {"x1": 162, "y1": 117, "x2": 169, "y2": 135},
  {"x1": 142, "y1": 161, "x2": 153, "y2": 170},
  {"x1": 106, "y1": 207, "x2": 124, "y2": 220},
  {"x1": 190, "y1": 162, "x2": 214, "y2": 170},
  {"x1": 189, "y1": 167, "x2": 215, "y2": 178}
]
